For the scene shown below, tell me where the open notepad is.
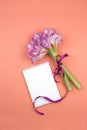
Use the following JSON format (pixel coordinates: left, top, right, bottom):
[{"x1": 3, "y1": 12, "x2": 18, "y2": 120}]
[{"x1": 22, "y1": 62, "x2": 61, "y2": 108}]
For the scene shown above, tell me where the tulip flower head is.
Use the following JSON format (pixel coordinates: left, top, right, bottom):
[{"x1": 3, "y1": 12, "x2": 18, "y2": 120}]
[{"x1": 28, "y1": 29, "x2": 62, "y2": 62}]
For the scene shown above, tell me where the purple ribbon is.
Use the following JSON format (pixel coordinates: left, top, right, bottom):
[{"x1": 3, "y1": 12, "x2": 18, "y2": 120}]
[
  {"x1": 33, "y1": 53, "x2": 68, "y2": 115},
  {"x1": 54, "y1": 53, "x2": 68, "y2": 82},
  {"x1": 33, "y1": 91, "x2": 68, "y2": 115}
]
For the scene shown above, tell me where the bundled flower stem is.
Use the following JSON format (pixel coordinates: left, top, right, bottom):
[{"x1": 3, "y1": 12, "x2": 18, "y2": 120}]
[
  {"x1": 28, "y1": 28, "x2": 81, "y2": 91},
  {"x1": 61, "y1": 64, "x2": 81, "y2": 89}
]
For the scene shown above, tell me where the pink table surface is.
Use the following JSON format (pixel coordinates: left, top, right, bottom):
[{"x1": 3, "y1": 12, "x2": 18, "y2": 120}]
[{"x1": 0, "y1": 0, "x2": 87, "y2": 129}]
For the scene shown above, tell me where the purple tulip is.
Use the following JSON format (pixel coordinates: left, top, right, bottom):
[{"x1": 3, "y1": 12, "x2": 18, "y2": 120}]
[
  {"x1": 27, "y1": 28, "x2": 81, "y2": 92},
  {"x1": 28, "y1": 28, "x2": 62, "y2": 62}
]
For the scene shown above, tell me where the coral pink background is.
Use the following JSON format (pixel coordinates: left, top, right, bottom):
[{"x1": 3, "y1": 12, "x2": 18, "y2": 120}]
[{"x1": 0, "y1": 0, "x2": 87, "y2": 129}]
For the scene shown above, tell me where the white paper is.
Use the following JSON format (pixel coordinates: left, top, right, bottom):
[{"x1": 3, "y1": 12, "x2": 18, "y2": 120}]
[{"x1": 22, "y1": 62, "x2": 61, "y2": 107}]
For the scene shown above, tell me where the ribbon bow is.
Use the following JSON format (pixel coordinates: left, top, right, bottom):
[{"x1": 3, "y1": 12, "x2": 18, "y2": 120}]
[{"x1": 54, "y1": 53, "x2": 68, "y2": 82}]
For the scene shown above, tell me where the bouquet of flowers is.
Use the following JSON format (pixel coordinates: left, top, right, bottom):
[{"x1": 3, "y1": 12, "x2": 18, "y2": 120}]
[{"x1": 27, "y1": 28, "x2": 81, "y2": 91}]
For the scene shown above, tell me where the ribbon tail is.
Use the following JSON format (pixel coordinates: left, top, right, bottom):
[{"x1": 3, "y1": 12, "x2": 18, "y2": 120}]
[{"x1": 33, "y1": 91, "x2": 68, "y2": 115}]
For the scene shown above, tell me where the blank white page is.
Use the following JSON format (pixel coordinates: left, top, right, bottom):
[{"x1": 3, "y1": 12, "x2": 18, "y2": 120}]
[{"x1": 22, "y1": 62, "x2": 61, "y2": 108}]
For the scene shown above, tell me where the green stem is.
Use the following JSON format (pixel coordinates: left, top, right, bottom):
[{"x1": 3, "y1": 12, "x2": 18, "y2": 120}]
[
  {"x1": 63, "y1": 74, "x2": 72, "y2": 91},
  {"x1": 48, "y1": 47, "x2": 57, "y2": 63},
  {"x1": 61, "y1": 64, "x2": 81, "y2": 90},
  {"x1": 48, "y1": 47, "x2": 81, "y2": 90}
]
